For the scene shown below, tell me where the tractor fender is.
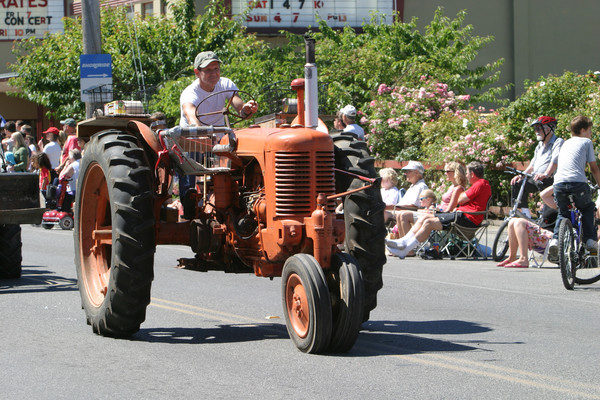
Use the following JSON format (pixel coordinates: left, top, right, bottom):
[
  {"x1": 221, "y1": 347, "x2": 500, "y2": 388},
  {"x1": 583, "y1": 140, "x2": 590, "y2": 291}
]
[{"x1": 127, "y1": 120, "x2": 161, "y2": 153}]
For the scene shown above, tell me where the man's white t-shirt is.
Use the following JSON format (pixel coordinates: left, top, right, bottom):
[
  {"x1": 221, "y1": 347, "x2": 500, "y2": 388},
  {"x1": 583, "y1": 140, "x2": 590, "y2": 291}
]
[
  {"x1": 43, "y1": 141, "x2": 61, "y2": 169},
  {"x1": 179, "y1": 77, "x2": 239, "y2": 127},
  {"x1": 343, "y1": 124, "x2": 365, "y2": 140},
  {"x1": 396, "y1": 179, "x2": 428, "y2": 207}
]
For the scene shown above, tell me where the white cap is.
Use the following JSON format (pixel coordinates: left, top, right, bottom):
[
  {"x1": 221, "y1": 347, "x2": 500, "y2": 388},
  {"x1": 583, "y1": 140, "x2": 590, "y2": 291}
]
[
  {"x1": 401, "y1": 160, "x2": 425, "y2": 174},
  {"x1": 340, "y1": 105, "x2": 357, "y2": 117}
]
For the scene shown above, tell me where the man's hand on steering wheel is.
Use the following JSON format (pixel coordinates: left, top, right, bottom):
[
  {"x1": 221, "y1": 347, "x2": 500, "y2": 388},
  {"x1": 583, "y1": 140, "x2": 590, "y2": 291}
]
[{"x1": 240, "y1": 100, "x2": 258, "y2": 119}]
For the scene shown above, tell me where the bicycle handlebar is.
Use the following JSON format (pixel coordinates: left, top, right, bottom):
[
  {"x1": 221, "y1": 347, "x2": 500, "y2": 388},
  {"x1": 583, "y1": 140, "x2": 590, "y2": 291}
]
[{"x1": 504, "y1": 166, "x2": 535, "y2": 180}]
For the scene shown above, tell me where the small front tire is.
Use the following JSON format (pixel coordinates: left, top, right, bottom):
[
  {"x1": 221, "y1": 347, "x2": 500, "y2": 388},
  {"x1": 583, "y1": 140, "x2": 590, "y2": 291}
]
[{"x1": 282, "y1": 254, "x2": 332, "y2": 354}]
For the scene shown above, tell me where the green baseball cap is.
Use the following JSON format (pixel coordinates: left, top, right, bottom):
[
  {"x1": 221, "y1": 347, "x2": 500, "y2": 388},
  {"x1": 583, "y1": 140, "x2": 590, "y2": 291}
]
[
  {"x1": 60, "y1": 118, "x2": 76, "y2": 127},
  {"x1": 194, "y1": 51, "x2": 221, "y2": 70}
]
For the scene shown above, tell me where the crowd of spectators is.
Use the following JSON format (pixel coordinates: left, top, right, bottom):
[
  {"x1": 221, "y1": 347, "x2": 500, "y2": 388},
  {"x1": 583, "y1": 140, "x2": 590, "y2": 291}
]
[
  {"x1": 380, "y1": 114, "x2": 600, "y2": 266},
  {"x1": 0, "y1": 118, "x2": 84, "y2": 213}
]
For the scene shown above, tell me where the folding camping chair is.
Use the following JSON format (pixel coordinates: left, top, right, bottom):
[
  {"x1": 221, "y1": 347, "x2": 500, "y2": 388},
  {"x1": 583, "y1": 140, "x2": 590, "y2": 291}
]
[{"x1": 437, "y1": 198, "x2": 492, "y2": 260}]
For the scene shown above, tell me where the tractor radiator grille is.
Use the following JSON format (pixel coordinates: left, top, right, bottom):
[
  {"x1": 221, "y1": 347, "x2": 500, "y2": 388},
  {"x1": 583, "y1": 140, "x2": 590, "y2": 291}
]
[{"x1": 274, "y1": 151, "x2": 336, "y2": 217}]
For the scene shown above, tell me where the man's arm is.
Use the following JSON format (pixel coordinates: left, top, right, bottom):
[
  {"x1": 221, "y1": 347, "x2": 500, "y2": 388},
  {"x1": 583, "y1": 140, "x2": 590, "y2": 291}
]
[
  {"x1": 457, "y1": 191, "x2": 470, "y2": 206},
  {"x1": 231, "y1": 93, "x2": 257, "y2": 118},
  {"x1": 535, "y1": 161, "x2": 557, "y2": 182},
  {"x1": 511, "y1": 162, "x2": 534, "y2": 185},
  {"x1": 182, "y1": 102, "x2": 202, "y2": 126}
]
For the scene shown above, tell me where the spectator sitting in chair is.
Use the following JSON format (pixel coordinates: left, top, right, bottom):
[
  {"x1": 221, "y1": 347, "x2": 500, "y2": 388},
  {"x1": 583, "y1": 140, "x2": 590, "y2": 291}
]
[
  {"x1": 385, "y1": 160, "x2": 427, "y2": 209},
  {"x1": 380, "y1": 168, "x2": 400, "y2": 223},
  {"x1": 339, "y1": 105, "x2": 365, "y2": 140},
  {"x1": 392, "y1": 189, "x2": 438, "y2": 243},
  {"x1": 385, "y1": 161, "x2": 491, "y2": 259},
  {"x1": 496, "y1": 206, "x2": 558, "y2": 268},
  {"x1": 395, "y1": 161, "x2": 467, "y2": 238}
]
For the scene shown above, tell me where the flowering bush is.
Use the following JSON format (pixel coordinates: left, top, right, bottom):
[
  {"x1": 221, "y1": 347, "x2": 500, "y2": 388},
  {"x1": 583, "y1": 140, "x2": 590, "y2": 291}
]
[
  {"x1": 369, "y1": 71, "x2": 600, "y2": 209},
  {"x1": 420, "y1": 109, "x2": 533, "y2": 168},
  {"x1": 365, "y1": 77, "x2": 472, "y2": 161}
]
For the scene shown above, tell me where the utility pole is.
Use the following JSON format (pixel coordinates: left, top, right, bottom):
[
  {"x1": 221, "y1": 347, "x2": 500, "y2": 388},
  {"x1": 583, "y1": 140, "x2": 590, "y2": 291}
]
[{"x1": 81, "y1": 0, "x2": 101, "y2": 119}]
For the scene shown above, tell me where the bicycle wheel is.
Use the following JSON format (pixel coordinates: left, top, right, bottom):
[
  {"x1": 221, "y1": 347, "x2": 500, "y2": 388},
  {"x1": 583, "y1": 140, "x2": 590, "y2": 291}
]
[
  {"x1": 492, "y1": 220, "x2": 509, "y2": 261},
  {"x1": 574, "y1": 252, "x2": 600, "y2": 285},
  {"x1": 558, "y1": 219, "x2": 576, "y2": 290}
]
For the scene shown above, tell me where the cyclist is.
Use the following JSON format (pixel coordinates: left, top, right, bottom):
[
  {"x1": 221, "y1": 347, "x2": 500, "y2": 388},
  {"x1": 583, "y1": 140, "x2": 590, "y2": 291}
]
[
  {"x1": 548, "y1": 116, "x2": 600, "y2": 262},
  {"x1": 510, "y1": 116, "x2": 563, "y2": 218}
]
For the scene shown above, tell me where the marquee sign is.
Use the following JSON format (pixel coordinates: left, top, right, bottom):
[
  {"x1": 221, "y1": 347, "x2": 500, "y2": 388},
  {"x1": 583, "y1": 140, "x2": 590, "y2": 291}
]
[
  {"x1": 0, "y1": 0, "x2": 63, "y2": 40},
  {"x1": 231, "y1": 0, "x2": 397, "y2": 30}
]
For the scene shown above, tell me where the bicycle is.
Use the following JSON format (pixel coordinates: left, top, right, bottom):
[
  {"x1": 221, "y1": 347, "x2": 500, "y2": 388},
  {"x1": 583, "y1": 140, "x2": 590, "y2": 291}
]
[
  {"x1": 492, "y1": 167, "x2": 541, "y2": 261},
  {"x1": 558, "y1": 190, "x2": 600, "y2": 290}
]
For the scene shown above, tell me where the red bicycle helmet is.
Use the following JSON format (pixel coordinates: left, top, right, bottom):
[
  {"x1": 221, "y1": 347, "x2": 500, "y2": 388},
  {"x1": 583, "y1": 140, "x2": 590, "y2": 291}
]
[{"x1": 530, "y1": 116, "x2": 557, "y2": 128}]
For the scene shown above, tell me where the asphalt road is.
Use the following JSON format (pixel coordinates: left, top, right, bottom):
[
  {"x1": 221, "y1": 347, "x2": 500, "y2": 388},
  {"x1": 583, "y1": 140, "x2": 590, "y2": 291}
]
[{"x1": 3, "y1": 225, "x2": 600, "y2": 399}]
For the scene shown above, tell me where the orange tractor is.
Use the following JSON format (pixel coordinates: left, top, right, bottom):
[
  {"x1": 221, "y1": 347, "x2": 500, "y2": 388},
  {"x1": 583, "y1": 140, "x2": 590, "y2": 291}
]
[{"x1": 74, "y1": 44, "x2": 386, "y2": 353}]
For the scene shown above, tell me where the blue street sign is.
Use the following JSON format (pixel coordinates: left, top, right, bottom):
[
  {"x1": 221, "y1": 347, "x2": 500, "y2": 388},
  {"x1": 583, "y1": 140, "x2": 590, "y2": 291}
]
[
  {"x1": 80, "y1": 54, "x2": 112, "y2": 79},
  {"x1": 80, "y1": 54, "x2": 113, "y2": 103}
]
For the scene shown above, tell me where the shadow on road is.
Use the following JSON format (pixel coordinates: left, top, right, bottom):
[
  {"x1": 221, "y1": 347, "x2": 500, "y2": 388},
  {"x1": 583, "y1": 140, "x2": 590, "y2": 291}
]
[
  {"x1": 135, "y1": 324, "x2": 289, "y2": 344},
  {"x1": 364, "y1": 319, "x2": 491, "y2": 335},
  {"x1": 347, "y1": 319, "x2": 499, "y2": 357},
  {"x1": 0, "y1": 267, "x2": 78, "y2": 294}
]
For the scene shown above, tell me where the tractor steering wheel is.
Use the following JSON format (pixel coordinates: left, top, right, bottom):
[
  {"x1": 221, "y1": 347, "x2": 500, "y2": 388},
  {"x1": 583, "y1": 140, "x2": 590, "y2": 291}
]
[{"x1": 195, "y1": 90, "x2": 257, "y2": 127}]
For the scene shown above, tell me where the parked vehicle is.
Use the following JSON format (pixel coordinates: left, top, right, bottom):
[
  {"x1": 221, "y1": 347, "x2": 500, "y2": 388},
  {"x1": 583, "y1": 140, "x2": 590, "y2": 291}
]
[{"x1": 0, "y1": 167, "x2": 45, "y2": 278}]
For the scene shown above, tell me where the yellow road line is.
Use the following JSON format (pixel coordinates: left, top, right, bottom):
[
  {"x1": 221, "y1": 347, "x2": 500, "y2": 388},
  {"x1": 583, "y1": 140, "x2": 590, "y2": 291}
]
[
  {"x1": 389, "y1": 352, "x2": 600, "y2": 399},
  {"x1": 151, "y1": 297, "x2": 262, "y2": 324}
]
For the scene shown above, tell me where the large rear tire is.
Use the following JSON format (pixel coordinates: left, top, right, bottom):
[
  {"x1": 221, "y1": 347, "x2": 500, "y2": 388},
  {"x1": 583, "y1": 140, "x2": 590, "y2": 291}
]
[
  {"x1": 74, "y1": 130, "x2": 156, "y2": 336},
  {"x1": 333, "y1": 133, "x2": 386, "y2": 322},
  {"x1": 492, "y1": 220, "x2": 509, "y2": 261},
  {"x1": 0, "y1": 224, "x2": 22, "y2": 279},
  {"x1": 558, "y1": 219, "x2": 575, "y2": 290},
  {"x1": 282, "y1": 254, "x2": 332, "y2": 354},
  {"x1": 327, "y1": 253, "x2": 364, "y2": 353}
]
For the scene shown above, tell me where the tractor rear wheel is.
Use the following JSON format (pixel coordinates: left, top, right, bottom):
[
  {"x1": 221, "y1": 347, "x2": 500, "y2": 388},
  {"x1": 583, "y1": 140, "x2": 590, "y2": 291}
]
[
  {"x1": 0, "y1": 224, "x2": 22, "y2": 279},
  {"x1": 333, "y1": 133, "x2": 387, "y2": 322},
  {"x1": 74, "y1": 130, "x2": 155, "y2": 337},
  {"x1": 282, "y1": 254, "x2": 332, "y2": 354},
  {"x1": 327, "y1": 252, "x2": 364, "y2": 353}
]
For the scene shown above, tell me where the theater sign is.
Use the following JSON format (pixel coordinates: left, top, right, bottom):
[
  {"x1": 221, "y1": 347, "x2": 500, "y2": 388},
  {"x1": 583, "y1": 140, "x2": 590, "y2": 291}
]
[
  {"x1": 231, "y1": 0, "x2": 397, "y2": 31},
  {"x1": 0, "y1": 0, "x2": 63, "y2": 40}
]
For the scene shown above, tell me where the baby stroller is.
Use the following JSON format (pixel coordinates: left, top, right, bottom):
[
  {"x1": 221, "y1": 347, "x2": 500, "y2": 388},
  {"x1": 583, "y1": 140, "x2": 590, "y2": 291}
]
[{"x1": 42, "y1": 178, "x2": 74, "y2": 230}]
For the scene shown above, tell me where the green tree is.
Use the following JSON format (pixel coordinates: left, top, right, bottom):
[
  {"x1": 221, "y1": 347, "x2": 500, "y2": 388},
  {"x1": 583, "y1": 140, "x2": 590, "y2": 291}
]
[
  {"x1": 9, "y1": 0, "x2": 263, "y2": 120},
  {"x1": 8, "y1": 2, "x2": 504, "y2": 129},
  {"x1": 312, "y1": 8, "x2": 507, "y2": 113}
]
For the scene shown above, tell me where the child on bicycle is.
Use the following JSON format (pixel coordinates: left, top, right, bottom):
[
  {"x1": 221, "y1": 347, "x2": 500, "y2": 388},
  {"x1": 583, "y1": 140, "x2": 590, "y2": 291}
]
[{"x1": 548, "y1": 115, "x2": 600, "y2": 262}]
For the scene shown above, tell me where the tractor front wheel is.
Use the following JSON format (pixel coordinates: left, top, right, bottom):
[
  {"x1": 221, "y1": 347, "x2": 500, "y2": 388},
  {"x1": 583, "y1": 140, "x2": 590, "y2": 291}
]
[
  {"x1": 282, "y1": 254, "x2": 332, "y2": 354},
  {"x1": 74, "y1": 130, "x2": 156, "y2": 337}
]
